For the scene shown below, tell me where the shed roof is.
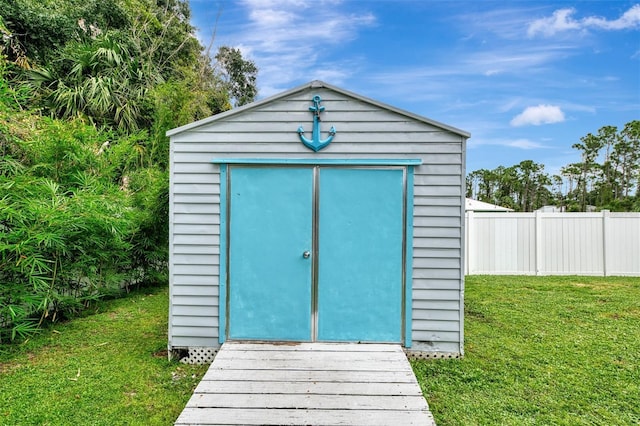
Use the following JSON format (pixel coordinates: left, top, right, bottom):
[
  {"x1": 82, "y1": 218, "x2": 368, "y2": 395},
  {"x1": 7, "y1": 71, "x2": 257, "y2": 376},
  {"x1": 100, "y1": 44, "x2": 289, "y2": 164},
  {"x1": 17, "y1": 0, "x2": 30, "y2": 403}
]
[
  {"x1": 166, "y1": 80, "x2": 470, "y2": 138},
  {"x1": 465, "y1": 198, "x2": 514, "y2": 212}
]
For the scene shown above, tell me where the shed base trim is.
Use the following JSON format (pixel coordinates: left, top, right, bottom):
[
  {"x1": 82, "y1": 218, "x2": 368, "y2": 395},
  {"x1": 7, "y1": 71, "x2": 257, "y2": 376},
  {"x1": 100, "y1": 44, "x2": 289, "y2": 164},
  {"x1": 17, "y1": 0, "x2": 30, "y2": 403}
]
[
  {"x1": 171, "y1": 347, "x2": 219, "y2": 364},
  {"x1": 404, "y1": 350, "x2": 461, "y2": 360},
  {"x1": 171, "y1": 346, "x2": 462, "y2": 364}
]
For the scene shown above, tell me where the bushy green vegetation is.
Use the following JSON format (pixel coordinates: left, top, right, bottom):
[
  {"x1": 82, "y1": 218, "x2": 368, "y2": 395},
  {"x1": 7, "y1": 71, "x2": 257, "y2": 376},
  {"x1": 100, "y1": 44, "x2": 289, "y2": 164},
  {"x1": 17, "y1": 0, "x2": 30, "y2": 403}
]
[
  {"x1": 0, "y1": 68, "x2": 166, "y2": 342},
  {"x1": 0, "y1": 0, "x2": 257, "y2": 342},
  {"x1": 414, "y1": 275, "x2": 640, "y2": 425}
]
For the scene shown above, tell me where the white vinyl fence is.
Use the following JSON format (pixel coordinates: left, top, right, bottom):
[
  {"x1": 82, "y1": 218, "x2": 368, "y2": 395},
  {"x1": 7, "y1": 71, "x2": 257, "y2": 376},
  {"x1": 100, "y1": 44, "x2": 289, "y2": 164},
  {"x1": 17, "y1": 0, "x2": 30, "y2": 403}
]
[{"x1": 465, "y1": 211, "x2": 640, "y2": 276}]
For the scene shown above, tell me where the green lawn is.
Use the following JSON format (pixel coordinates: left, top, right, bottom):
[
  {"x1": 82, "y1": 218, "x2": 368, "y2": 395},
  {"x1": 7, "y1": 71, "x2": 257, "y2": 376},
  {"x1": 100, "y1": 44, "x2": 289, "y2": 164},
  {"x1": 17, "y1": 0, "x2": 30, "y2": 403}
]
[
  {"x1": 413, "y1": 275, "x2": 640, "y2": 426},
  {"x1": 1, "y1": 276, "x2": 638, "y2": 425},
  {"x1": 0, "y1": 286, "x2": 207, "y2": 425}
]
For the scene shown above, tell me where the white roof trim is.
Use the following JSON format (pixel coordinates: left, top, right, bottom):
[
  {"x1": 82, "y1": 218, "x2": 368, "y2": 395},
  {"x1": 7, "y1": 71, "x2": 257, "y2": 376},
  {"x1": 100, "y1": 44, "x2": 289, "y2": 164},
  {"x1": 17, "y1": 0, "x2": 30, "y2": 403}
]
[{"x1": 166, "y1": 80, "x2": 471, "y2": 138}]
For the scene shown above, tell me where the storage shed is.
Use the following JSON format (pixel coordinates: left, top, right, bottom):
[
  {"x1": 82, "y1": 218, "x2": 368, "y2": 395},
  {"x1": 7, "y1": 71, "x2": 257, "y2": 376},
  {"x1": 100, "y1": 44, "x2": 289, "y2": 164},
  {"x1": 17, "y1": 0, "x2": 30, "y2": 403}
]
[{"x1": 167, "y1": 81, "x2": 469, "y2": 362}]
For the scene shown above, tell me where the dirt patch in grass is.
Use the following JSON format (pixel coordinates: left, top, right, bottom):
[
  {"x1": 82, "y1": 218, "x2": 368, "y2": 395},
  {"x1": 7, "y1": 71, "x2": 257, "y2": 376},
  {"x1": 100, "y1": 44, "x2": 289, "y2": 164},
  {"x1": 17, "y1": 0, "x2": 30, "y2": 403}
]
[{"x1": 153, "y1": 349, "x2": 169, "y2": 358}]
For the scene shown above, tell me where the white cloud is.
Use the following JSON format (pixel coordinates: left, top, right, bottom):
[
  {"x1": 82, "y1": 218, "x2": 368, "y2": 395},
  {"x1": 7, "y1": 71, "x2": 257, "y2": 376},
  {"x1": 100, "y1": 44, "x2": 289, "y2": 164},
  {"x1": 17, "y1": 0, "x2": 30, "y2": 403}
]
[
  {"x1": 464, "y1": 46, "x2": 573, "y2": 75},
  {"x1": 528, "y1": 5, "x2": 640, "y2": 37},
  {"x1": 507, "y1": 139, "x2": 545, "y2": 149},
  {"x1": 498, "y1": 98, "x2": 522, "y2": 113},
  {"x1": 457, "y1": 7, "x2": 543, "y2": 41},
  {"x1": 226, "y1": 0, "x2": 376, "y2": 95},
  {"x1": 527, "y1": 8, "x2": 581, "y2": 37},
  {"x1": 468, "y1": 137, "x2": 546, "y2": 150},
  {"x1": 583, "y1": 4, "x2": 640, "y2": 30},
  {"x1": 510, "y1": 105, "x2": 565, "y2": 127}
]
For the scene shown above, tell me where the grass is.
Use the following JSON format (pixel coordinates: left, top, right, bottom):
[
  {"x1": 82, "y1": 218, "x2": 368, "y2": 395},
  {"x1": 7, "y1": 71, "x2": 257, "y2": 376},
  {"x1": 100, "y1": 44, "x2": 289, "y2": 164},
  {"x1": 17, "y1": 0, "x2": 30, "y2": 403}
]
[
  {"x1": 412, "y1": 275, "x2": 640, "y2": 426},
  {"x1": 0, "y1": 286, "x2": 208, "y2": 425},
  {"x1": 1, "y1": 277, "x2": 638, "y2": 425}
]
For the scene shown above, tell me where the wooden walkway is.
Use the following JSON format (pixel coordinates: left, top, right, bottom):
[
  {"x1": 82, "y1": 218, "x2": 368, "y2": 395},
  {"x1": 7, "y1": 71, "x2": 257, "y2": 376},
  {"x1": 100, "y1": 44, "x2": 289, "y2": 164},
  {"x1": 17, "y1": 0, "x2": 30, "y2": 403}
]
[{"x1": 175, "y1": 342, "x2": 435, "y2": 425}]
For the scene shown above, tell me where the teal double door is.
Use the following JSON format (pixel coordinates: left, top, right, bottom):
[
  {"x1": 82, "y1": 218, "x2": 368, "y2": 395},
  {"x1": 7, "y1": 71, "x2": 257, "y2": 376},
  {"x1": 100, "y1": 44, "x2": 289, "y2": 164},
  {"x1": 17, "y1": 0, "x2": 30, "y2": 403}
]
[{"x1": 227, "y1": 166, "x2": 405, "y2": 343}]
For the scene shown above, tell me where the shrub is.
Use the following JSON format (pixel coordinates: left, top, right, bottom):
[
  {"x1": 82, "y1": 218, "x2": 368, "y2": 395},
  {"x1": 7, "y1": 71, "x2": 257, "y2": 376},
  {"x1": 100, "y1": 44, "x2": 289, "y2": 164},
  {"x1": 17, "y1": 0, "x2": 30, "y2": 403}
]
[{"x1": 0, "y1": 97, "x2": 165, "y2": 342}]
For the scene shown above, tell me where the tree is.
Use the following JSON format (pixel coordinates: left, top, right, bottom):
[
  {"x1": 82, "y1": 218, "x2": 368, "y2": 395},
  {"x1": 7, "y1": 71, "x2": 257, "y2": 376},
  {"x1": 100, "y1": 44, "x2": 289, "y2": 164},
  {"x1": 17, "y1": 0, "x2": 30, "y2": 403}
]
[
  {"x1": 591, "y1": 125, "x2": 618, "y2": 206},
  {"x1": 466, "y1": 161, "x2": 551, "y2": 211},
  {"x1": 566, "y1": 122, "x2": 639, "y2": 211},
  {"x1": 560, "y1": 163, "x2": 582, "y2": 210},
  {"x1": 8, "y1": 0, "x2": 235, "y2": 134},
  {"x1": 467, "y1": 121, "x2": 639, "y2": 213},
  {"x1": 465, "y1": 169, "x2": 481, "y2": 199},
  {"x1": 0, "y1": 0, "x2": 130, "y2": 65},
  {"x1": 215, "y1": 46, "x2": 258, "y2": 107},
  {"x1": 613, "y1": 120, "x2": 640, "y2": 199},
  {"x1": 572, "y1": 131, "x2": 604, "y2": 211},
  {"x1": 514, "y1": 160, "x2": 551, "y2": 211}
]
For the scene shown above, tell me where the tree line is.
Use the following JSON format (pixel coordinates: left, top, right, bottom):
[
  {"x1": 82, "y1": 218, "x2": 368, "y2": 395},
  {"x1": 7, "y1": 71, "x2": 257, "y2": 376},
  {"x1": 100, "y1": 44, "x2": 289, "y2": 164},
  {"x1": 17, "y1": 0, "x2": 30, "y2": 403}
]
[
  {"x1": 0, "y1": 0, "x2": 257, "y2": 341},
  {"x1": 466, "y1": 121, "x2": 640, "y2": 212}
]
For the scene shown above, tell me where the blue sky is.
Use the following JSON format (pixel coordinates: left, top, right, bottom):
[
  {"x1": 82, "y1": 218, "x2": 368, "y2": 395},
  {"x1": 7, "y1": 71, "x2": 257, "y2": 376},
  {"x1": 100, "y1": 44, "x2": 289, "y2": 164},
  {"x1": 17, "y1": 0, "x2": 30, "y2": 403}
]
[{"x1": 189, "y1": 1, "x2": 640, "y2": 175}]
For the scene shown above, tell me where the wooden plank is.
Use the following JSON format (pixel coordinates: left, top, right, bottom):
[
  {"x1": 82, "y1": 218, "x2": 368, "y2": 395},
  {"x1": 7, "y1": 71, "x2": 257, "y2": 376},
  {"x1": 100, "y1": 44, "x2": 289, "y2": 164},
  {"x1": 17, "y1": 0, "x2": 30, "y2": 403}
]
[
  {"x1": 173, "y1": 274, "x2": 218, "y2": 286},
  {"x1": 412, "y1": 309, "x2": 461, "y2": 321},
  {"x1": 173, "y1": 202, "x2": 220, "y2": 214},
  {"x1": 171, "y1": 326, "x2": 217, "y2": 338},
  {"x1": 412, "y1": 299, "x2": 459, "y2": 311},
  {"x1": 173, "y1": 233, "x2": 220, "y2": 246},
  {"x1": 176, "y1": 114, "x2": 444, "y2": 131},
  {"x1": 221, "y1": 342, "x2": 402, "y2": 352},
  {"x1": 173, "y1": 244, "x2": 219, "y2": 255},
  {"x1": 172, "y1": 315, "x2": 217, "y2": 327},
  {"x1": 172, "y1": 305, "x2": 217, "y2": 316},
  {"x1": 413, "y1": 237, "x2": 461, "y2": 249},
  {"x1": 413, "y1": 319, "x2": 460, "y2": 332},
  {"x1": 172, "y1": 264, "x2": 219, "y2": 275},
  {"x1": 412, "y1": 330, "x2": 459, "y2": 342},
  {"x1": 171, "y1": 335, "x2": 218, "y2": 348},
  {"x1": 172, "y1": 253, "x2": 218, "y2": 266},
  {"x1": 175, "y1": 408, "x2": 435, "y2": 426},
  {"x1": 172, "y1": 223, "x2": 218, "y2": 235},
  {"x1": 171, "y1": 295, "x2": 218, "y2": 306},
  {"x1": 412, "y1": 278, "x2": 461, "y2": 291},
  {"x1": 209, "y1": 358, "x2": 409, "y2": 371},
  {"x1": 173, "y1": 183, "x2": 219, "y2": 195},
  {"x1": 173, "y1": 193, "x2": 219, "y2": 204},
  {"x1": 201, "y1": 368, "x2": 417, "y2": 383},
  {"x1": 193, "y1": 380, "x2": 423, "y2": 396},
  {"x1": 186, "y1": 393, "x2": 429, "y2": 411},
  {"x1": 171, "y1": 280, "x2": 219, "y2": 293},
  {"x1": 173, "y1": 213, "x2": 219, "y2": 225},
  {"x1": 173, "y1": 124, "x2": 459, "y2": 140},
  {"x1": 213, "y1": 350, "x2": 407, "y2": 362},
  {"x1": 410, "y1": 340, "x2": 461, "y2": 353}
]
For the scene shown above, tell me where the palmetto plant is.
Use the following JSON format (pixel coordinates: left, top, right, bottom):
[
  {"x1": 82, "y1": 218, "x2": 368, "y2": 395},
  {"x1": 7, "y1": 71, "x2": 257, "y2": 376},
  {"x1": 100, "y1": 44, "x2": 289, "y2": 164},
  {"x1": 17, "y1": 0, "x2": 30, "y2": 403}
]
[{"x1": 29, "y1": 35, "x2": 163, "y2": 132}]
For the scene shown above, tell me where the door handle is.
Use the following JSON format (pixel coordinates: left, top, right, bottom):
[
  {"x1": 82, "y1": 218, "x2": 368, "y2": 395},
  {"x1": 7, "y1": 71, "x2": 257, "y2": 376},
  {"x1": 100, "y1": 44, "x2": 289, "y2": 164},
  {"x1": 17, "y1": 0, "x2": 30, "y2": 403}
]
[{"x1": 303, "y1": 251, "x2": 311, "y2": 259}]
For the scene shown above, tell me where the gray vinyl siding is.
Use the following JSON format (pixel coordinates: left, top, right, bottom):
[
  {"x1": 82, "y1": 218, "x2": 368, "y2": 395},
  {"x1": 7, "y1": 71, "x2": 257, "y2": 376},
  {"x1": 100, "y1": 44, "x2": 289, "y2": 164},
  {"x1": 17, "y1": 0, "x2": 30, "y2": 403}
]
[{"x1": 169, "y1": 84, "x2": 466, "y2": 353}]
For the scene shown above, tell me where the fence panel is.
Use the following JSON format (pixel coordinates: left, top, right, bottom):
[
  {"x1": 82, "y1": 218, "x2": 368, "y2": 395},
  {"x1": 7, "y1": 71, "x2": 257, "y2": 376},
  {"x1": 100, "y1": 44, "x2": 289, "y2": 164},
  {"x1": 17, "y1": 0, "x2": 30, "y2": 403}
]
[
  {"x1": 465, "y1": 211, "x2": 640, "y2": 276},
  {"x1": 606, "y1": 213, "x2": 640, "y2": 276}
]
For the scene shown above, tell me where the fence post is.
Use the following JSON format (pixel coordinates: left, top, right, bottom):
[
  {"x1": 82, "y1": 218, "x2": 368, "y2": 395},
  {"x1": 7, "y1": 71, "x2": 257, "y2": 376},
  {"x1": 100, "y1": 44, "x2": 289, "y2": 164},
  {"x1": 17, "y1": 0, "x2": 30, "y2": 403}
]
[
  {"x1": 602, "y1": 210, "x2": 610, "y2": 277},
  {"x1": 466, "y1": 210, "x2": 474, "y2": 275},
  {"x1": 535, "y1": 210, "x2": 543, "y2": 276}
]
